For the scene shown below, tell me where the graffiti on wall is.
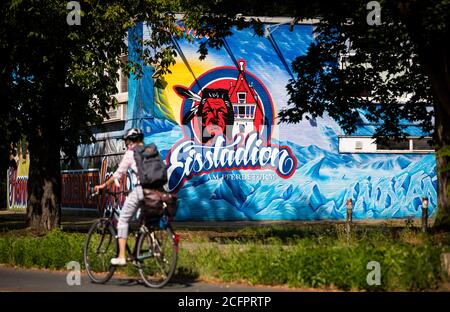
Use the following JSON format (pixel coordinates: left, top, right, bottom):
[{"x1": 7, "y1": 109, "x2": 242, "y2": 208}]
[
  {"x1": 7, "y1": 150, "x2": 29, "y2": 210},
  {"x1": 61, "y1": 169, "x2": 99, "y2": 209},
  {"x1": 98, "y1": 157, "x2": 134, "y2": 212},
  {"x1": 128, "y1": 22, "x2": 438, "y2": 221},
  {"x1": 61, "y1": 135, "x2": 130, "y2": 212},
  {"x1": 166, "y1": 59, "x2": 297, "y2": 191},
  {"x1": 61, "y1": 157, "x2": 133, "y2": 212},
  {"x1": 7, "y1": 169, "x2": 28, "y2": 209},
  {"x1": 7, "y1": 152, "x2": 133, "y2": 213}
]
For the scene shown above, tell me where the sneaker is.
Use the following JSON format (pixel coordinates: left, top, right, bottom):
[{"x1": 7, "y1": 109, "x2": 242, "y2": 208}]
[{"x1": 110, "y1": 257, "x2": 127, "y2": 266}]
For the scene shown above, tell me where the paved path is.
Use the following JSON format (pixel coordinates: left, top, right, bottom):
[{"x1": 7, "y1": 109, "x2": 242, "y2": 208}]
[{"x1": 0, "y1": 267, "x2": 298, "y2": 292}]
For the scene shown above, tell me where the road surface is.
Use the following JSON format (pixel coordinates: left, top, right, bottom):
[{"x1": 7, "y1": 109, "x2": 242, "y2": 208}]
[{"x1": 0, "y1": 266, "x2": 296, "y2": 292}]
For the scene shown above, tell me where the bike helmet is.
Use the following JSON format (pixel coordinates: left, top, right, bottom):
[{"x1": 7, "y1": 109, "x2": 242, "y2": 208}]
[{"x1": 123, "y1": 128, "x2": 144, "y2": 141}]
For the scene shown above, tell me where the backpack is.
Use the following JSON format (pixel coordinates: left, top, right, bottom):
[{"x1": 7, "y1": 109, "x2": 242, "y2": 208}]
[
  {"x1": 133, "y1": 143, "x2": 168, "y2": 188},
  {"x1": 140, "y1": 189, "x2": 178, "y2": 220}
]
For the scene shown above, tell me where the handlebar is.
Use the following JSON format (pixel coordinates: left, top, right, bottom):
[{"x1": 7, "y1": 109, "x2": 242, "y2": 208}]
[
  {"x1": 89, "y1": 189, "x2": 130, "y2": 199},
  {"x1": 89, "y1": 181, "x2": 130, "y2": 199}
]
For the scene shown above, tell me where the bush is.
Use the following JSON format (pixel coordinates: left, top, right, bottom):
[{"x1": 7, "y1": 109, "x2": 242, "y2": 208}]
[
  {"x1": 0, "y1": 229, "x2": 84, "y2": 269},
  {"x1": 177, "y1": 231, "x2": 448, "y2": 291}
]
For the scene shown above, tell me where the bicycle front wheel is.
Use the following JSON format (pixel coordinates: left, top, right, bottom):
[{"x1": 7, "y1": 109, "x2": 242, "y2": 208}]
[
  {"x1": 137, "y1": 225, "x2": 178, "y2": 288},
  {"x1": 83, "y1": 219, "x2": 118, "y2": 284}
]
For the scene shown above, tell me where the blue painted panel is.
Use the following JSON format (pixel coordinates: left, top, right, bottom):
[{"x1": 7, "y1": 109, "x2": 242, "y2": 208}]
[{"x1": 127, "y1": 24, "x2": 437, "y2": 221}]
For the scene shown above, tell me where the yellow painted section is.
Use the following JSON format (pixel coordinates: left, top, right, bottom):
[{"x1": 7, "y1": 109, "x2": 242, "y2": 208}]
[
  {"x1": 17, "y1": 153, "x2": 30, "y2": 177},
  {"x1": 163, "y1": 58, "x2": 213, "y2": 125}
]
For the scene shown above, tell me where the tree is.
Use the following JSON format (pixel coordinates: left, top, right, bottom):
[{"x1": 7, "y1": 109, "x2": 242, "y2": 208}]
[
  {"x1": 276, "y1": 0, "x2": 450, "y2": 229},
  {"x1": 0, "y1": 0, "x2": 184, "y2": 232}
]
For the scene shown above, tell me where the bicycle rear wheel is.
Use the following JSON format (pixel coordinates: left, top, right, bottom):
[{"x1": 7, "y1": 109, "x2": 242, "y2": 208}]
[
  {"x1": 137, "y1": 225, "x2": 178, "y2": 288},
  {"x1": 83, "y1": 219, "x2": 118, "y2": 283}
]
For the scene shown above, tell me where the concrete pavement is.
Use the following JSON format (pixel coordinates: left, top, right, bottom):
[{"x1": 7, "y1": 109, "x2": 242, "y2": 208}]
[{"x1": 0, "y1": 266, "x2": 299, "y2": 292}]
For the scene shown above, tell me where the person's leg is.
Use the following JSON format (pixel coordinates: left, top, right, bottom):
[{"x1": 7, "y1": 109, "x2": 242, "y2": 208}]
[
  {"x1": 112, "y1": 187, "x2": 142, "y2": 265},
  {"x1": 118, "y1": 238, "x2": 127, "y2": 259}
]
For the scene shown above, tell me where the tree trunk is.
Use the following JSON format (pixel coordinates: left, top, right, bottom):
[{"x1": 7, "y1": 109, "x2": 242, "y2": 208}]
[
  {"x1": 428, "y1": 49, "x2": 450, "y2": 230},
  {"x1": 400, "y1": 0, "x2": 450, "y2": 230},
  {"x1": 27, "y1": 125, "x2": 61, "y2": 232},
  {"x1": 433, "y1": 96, "x2": 450, "y2": 230}
]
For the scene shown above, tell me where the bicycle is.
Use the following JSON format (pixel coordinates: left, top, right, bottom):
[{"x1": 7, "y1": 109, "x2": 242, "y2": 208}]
[{"x1": 83, "y1": 189, "x2": 179, "y2": 288}]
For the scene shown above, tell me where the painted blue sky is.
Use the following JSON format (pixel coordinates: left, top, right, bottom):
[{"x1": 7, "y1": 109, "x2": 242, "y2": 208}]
[
  {"x1": 143, "y1": 23, "x2": 428, "y2": 149},
  {"x1": 171, "y1": 24, "x2": 345, "y2": 149}
]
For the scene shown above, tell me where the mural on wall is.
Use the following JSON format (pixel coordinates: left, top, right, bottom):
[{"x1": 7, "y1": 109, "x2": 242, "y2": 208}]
[
  {"x1": 5, "y1": 135, "x2": 135, "y2": 212},
  {"x1": 61, "y1": 156, "x2": 137, "y2": 213},
  {"x1": 63, "y1": 139, "x2": 134, "y2": 212},
  {"x1": 166, "y1": 59, "x2": 297, "y2": 192},
  {"x1": 7, "y1": 147, "x2": 29, "y2": 210},
  {"x1": 129, "y1": 22, "x2": 437, "y2": 221}
]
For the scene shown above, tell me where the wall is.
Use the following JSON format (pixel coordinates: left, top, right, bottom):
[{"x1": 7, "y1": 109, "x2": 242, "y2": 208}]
[
  {"x1": 60, "y1": 157, "x2": 134, "y2": 213},
  {"x1": 6, "y1": 22, "x2": 437, "y2": 221},
  {"x1": 7, "y1": 137, "x2": 132, "y2": 213},
  {"x1": 128, "y1": 22, "x2": 437, "y2": 221}
]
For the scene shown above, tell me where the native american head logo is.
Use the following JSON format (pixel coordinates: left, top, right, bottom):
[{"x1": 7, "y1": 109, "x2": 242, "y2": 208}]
[
  {"x1": 175, "y1": 87, "x2": 234, "y2": 144},
  {"x1": 174, "y1": 59, "x2": 270, "y2": 144}
]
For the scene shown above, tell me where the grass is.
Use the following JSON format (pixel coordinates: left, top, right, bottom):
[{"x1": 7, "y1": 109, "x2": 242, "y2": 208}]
[
  {"x1": 0, "y1": 224, "x2": 449, "y2": 291},
  {"x1": 0, "y1": 229, "x2": 85, "y2": 269},
  {"x1": 177, "y1": 226, "x2": 449, "y2": 291}
]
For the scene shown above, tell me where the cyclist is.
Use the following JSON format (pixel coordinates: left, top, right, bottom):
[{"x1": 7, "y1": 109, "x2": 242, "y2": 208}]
[{"x1": 94, "y1": 128, "x2": 144, "y2": 266}]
